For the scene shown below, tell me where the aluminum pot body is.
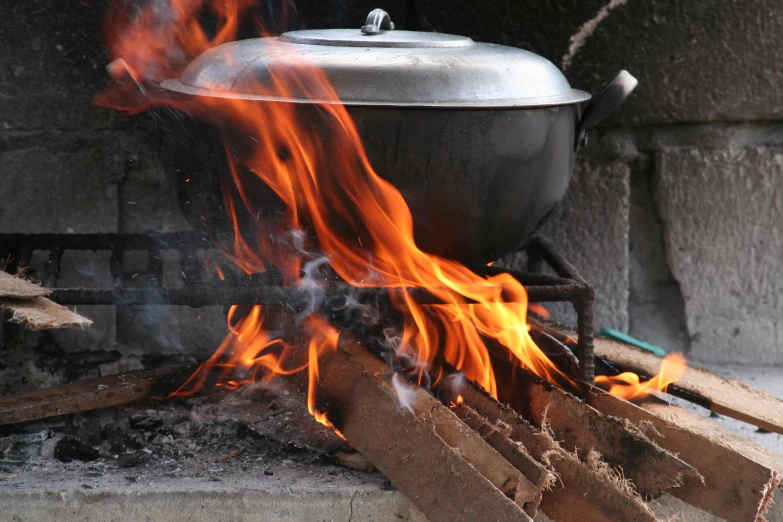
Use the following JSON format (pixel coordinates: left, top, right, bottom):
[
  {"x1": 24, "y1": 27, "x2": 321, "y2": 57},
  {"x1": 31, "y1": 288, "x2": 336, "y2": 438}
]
[
  {"x1": 157, "y1": 101, "x2": 579, "y2": 265},
  {"x1": 349, "y1": 105, "x2": 578, "y2": 262}
]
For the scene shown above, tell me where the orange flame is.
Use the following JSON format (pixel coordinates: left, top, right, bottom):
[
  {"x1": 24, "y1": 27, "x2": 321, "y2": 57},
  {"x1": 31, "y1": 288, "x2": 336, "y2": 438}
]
[
  {"x1": 99, "y1": 1, "x2": 684, "y2": 425},
  {"x1": 595, "y1": 353, "x2": 687, "y2": 401},
  {"x1": 528, "y1": 303, "x2": 550, "y2": 319}
]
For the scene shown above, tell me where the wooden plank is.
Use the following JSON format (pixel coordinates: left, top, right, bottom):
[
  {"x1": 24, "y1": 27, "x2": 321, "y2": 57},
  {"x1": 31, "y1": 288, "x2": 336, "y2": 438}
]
[
  {"x1": 587, "y1": 385, "x2": 781, "y2": 522},
  {"x1": 441, "y1": 382, "x2": 657, "y2": 522},
  {"x1": 412, "y1": 385, "x2": 541, "y2": 508},
  {"x1": 0, "y1": 271, "x2": 51, "y2": 298},
  {"x1": 486, "y1": 348, "x2": 699, "y2": 498},
  {"x1": 535, "y1": 317, "x2": 783, "y2": 436},
  {"x1": 1, "y1": 296, "x2": 92, "y2": 330},
  {"x1": 455, "y1": 404, "x2": 554, "y2": 518},
  {"x1": 593, "y1": 334, "x2": 783, "y2": 435},
  {"x1": 0, "y1": 363, "x2": 199, "y2": 425},
  {"x1": 309, "y1": 338, "x2": 533, "y2": 522}
]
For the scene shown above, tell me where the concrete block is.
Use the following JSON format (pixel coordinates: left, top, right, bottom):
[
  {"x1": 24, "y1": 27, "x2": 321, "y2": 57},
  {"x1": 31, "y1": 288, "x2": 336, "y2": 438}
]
[
  {"x1": 655, "y1": 147, "x2": 783, "y2": 364},
  {"x1": 417, "y1": 0, "x2": 783, "y2": 125},
  {"x1": 0, "y1": 0, "x2": 115, "y2": 130},
  {"x1": 0, "y1": 131, "x2": 125, "y2": 234},
  {"x1": 115, "y1": 249, "x2": 226, "y2": 359},
  {"x1": 0, "y1": 129, "x2": 188, "y2": 235},
  {"x1": 503, "y1": 155, "x2": 631, "y2": 332},
  {"x1": 628, "y1": 163, "x2": 690, "y2": 354},
  {"x1": 49, "y1": 250, "x2": 116, "y2": 353},
  {"x1": 116, "y1": 305, "x2": 227, "y2": 360},
  {"x1": 117, "y1": 135, "x2": 191, "y2": 233}
]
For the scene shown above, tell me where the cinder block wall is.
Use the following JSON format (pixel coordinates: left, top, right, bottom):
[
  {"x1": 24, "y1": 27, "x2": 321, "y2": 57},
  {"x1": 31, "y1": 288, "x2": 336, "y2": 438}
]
[
  {"x1": 454, "y1": 0, "x2": 783, "y2": 364},
  {"x1": 2, "y1": 0, "x2": 781, "y2": 378}
]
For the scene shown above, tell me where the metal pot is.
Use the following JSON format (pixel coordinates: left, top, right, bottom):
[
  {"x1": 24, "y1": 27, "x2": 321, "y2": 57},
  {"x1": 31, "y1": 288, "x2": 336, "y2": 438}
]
[{"x1": 157, "y1": 9, "x2": 637, "y2": 264}]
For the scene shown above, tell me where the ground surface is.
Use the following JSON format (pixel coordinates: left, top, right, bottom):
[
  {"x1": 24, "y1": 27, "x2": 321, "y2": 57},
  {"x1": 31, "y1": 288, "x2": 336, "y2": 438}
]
[
  {"x1": 0, "y1": 379, "x2": 423, "y2": 521},
  {"x1": 1, "y1": 364, "x2": 782, "y2": 521}
]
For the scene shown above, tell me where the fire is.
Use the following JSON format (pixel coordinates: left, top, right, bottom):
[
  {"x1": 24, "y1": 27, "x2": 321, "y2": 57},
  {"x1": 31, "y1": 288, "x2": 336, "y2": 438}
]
[
  {"x1": 595, "y1": 353, "x2": 687, "y2": 400},
  {"x1": 98, "y1": 1, "x2": 684, "y2": 425}
]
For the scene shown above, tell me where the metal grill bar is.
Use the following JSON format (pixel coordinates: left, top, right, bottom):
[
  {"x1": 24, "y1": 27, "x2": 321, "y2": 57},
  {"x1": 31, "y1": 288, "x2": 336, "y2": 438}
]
[
  {"x1": 0, "y1": 232, "x2": 208, "y2": 251},
  {"x1": 48, "y1": 283, "x2": 586, "y2": 308},
  {"x1": 0, "y1": 232, "x2": 595, "y2": 381}
]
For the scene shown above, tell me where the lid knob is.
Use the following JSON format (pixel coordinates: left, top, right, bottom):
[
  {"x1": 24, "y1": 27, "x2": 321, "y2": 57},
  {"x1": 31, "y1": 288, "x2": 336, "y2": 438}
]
[{"x1": 361, "y1": 9, "x2": 395, "y2": 35}]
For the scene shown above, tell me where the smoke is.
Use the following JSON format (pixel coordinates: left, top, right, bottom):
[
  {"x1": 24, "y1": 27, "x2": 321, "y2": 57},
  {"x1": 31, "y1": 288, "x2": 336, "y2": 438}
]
[
  {"x1": 444, "y1": 371, "x2": 466, "y2": 395},
  {"x1": 296, "y1": 254, "x2": 331, "y2": 320},
  {"x1": 391, "y1": 373, "x2": 417, "y2": 414}
]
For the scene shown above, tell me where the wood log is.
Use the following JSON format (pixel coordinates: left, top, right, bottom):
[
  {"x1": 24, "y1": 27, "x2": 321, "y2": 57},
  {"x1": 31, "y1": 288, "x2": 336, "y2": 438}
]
[
  {"x1": 587, "y1": 385, "x2": 781, "y2": 522},
  {"x1": 309, "y1": 337, "x2": 535, "y2": 522},
  {"x1": 593, "y1": 333, "x2": 783, "y2": 435},
  {"x1": 0, "y1": 363, "x2": 199, "y2": 425},
  {"x1": 441, "y1": 382, "x2": 657, "y2": 522}
]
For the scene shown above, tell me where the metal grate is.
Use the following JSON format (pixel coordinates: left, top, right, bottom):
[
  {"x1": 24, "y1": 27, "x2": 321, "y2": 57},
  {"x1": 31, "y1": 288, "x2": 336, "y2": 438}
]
[{"x1": 0, "y1": 233, "x2": 595, "y2": 381}]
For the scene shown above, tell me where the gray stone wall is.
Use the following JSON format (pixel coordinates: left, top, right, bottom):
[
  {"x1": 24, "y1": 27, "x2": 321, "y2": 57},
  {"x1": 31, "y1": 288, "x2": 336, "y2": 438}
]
[
  {"x1": 3, "y1": 0, "x2": 783, "y2": 370},
  {"x1": 480, "y1": 0, "x2": 783, "y2": 364}
]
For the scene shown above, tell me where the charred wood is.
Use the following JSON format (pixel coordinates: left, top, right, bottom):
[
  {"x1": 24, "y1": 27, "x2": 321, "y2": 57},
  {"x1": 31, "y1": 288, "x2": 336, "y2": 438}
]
[{"x1": 0, "y1": 363, "x2": 199, "y2": 425}]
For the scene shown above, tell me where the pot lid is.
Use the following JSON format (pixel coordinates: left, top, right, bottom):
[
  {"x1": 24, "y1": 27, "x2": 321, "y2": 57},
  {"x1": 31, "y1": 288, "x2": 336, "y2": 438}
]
[{"x1": 161, "y1": 8, "x2": 591, "y2": 109}]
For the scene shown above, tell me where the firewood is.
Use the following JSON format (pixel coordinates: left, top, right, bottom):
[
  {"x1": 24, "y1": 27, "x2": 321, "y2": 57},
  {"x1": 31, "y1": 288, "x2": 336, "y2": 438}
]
[
  {"x1": 593, "y1": 333, "x2": 783, "y2": 436},
  {"x1": 0, "y1": 363, "x2": 199, "y2": 425},
  {"x1": 0, "y1": 271, "x2": 51, "y2": 298},
  {"x1": 410, "y1": 384, "x2": 541, "y2": 507},
  {"x1": 306, "y1": 337, "x2": 537, "y2": 521},
  {"x1": 587, "y1": 385, "x2": 781, "y2": 522},
  {"x1": 441, "y1": 382, "x2": 657, "y2": 522},
  {"x1": 485, "y1": 350, "x2": 698, "y2": 498},
  {"x1": 0, "y1": 296, "x2": 92, "y2": 330},
  {"x1": 535, "y1": 317, "x2": 783, "y2": 436},
  {"x1": 454, "y1": 404, "x2": 553, "y2": 518}
]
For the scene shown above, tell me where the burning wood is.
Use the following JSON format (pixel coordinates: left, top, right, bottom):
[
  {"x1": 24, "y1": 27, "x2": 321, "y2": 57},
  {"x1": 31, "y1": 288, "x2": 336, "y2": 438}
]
[
  {"x1": 453, "y1": 404, "x2": 553, "y2": 515},
  {"x1": 593, "y1": 333, "x2": 783, "y2": 435},
  {"x1": 298, "y1": 333, "x2": 542, "y2": 521},
  {"x1": 3, "y1": 320, "x2": 783, "y2": 521}
]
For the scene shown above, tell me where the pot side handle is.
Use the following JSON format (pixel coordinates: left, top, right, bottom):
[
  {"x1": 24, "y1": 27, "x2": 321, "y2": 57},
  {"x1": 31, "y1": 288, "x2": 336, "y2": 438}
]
[{"x1": 576, "y1": 70, "x2": 638, "y2": 148}]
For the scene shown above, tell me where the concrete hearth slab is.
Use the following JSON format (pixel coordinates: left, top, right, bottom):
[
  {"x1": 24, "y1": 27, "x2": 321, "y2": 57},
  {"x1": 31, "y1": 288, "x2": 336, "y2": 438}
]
[{"x1": 0, "y1": 466, "x2": 424, "y2": 522}]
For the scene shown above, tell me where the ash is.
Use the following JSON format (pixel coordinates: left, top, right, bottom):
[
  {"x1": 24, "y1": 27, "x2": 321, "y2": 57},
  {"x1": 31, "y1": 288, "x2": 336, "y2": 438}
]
[{"x1": 0, "y1": 378, "x2": 384, "y2": 493}]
